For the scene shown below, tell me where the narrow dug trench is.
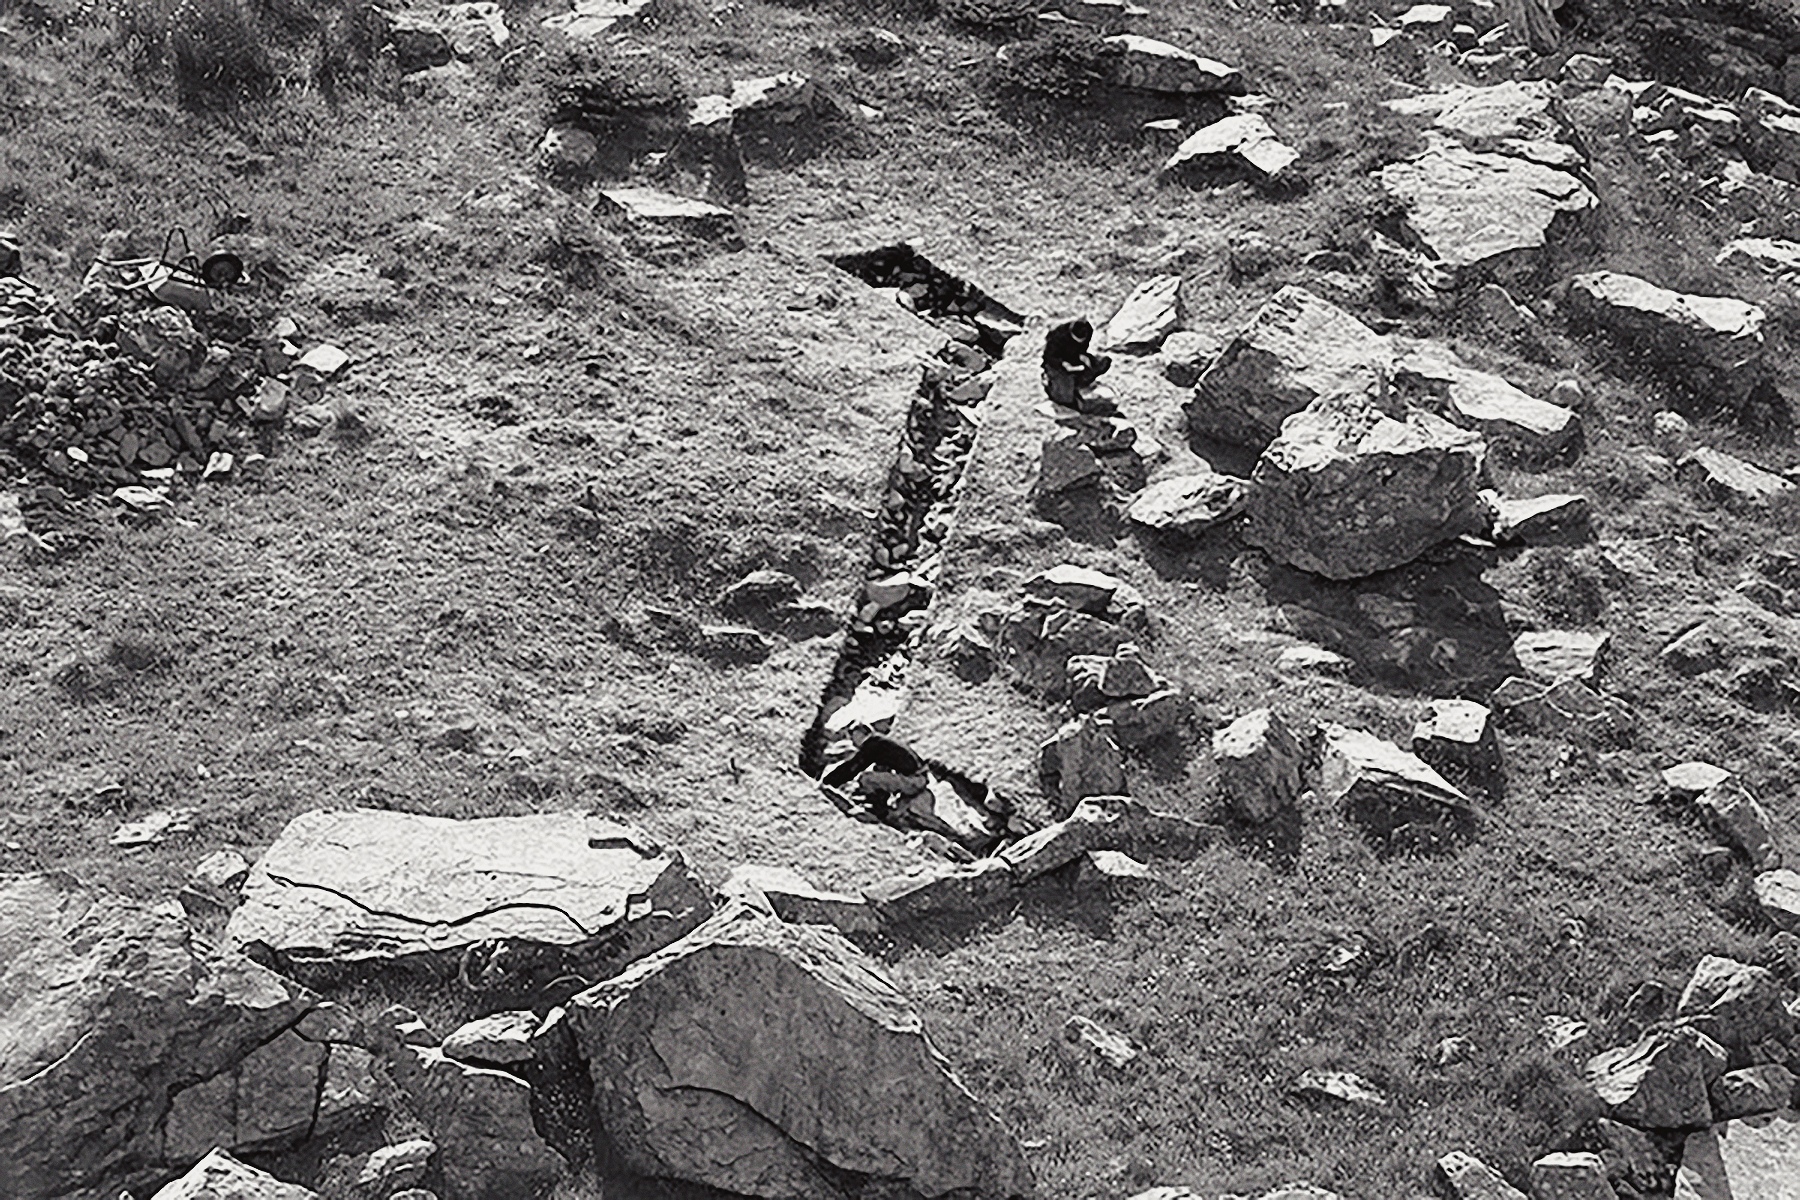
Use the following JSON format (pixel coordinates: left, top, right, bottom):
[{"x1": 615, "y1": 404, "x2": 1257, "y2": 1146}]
[{"x1": 798, "y1": 243, "x2": 1025, "y2": 856}]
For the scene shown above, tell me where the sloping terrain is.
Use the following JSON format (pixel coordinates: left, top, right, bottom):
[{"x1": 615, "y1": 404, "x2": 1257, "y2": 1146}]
[{"x1": 7, "y1": 0, "x2": 1800, "y2": 1197}]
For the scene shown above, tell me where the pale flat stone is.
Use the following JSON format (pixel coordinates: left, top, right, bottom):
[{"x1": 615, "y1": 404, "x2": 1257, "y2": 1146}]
[
  {"x1": 540, "y1": 0, "x2": 651, "y2": 39},
  {"x1": 1513, "y1": 630, "x2": 1609, "y2": 684},
  {"x1": 1679, "y1": 448, "x2": 1795, "y2": 512},
  {"x1": 1718, "y1": 237, "x2": 1800, "y2": 278},
  {"x1": 1489, "y1": 493, "x2": 1590, "y2": 542},
  {"x1": 1665, "y1": 761, "x2": 1734, "y2": 800},
  {"x1": 1101, "y1": 274, "x2": 1181, "y2": 349},
  {"x1": 1106, "y1": 35, "x2": 1242, "y2": 94},
  {"x1": 1567, "y1": 272, "x2": 1764, "y2": 396},
  {"x1": 1412, "y1": 699, "x2": 1501, "y2": 795},
  {"x1": 443, "y1": 1011, "x2": 539, "y2": 1065},
  {"x1": 1162, "y1": 113, "x2": 1297, "y2": 178},
  {"x1": 1673, "y1": 1109, "x2": 1800, "y2": 1200},
  {"x1": 1380, "y1": 142, "x2": 1594, "y2": 280},
  {"x1": 720, "y1": 864, "x2": 878, "y2": 934},
  {"x1": 1125, "y1": 470, "x2": 1249, "y2": 534},
  {"x1": 1394, "y1": 338, "x2": 1578, "y2": 455},
  {"x1": 1530, "y1": 1151, "x2": 1615, "y2": 1200},
  {"x1": 227, "y1": 809, "x2": 710, "y2": 977}
]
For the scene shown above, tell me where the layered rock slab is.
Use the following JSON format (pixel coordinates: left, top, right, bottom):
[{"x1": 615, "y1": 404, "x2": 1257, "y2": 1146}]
[
  {"x1": 1566, "y1": 272, "x2": 1765, "y2": 399},
  {"x1": 227, "y1": 808, "x2": 710, "y2": 980},
  {"x1": 1378, "y1": 141, "x2": 1595, "y2": 281},
  {"x1": 1673, "y1": 1108, "x2": 1800, "y2": 1200},
  {"x1": 0, "y1": 873, "x2": 314, "y2": 1198},
  {"x1": 567, "y1": 903, "x2": 1033, "y2": 1199}
]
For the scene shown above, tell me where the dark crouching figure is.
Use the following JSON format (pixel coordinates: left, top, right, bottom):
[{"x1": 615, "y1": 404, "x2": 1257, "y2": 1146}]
[
  {"x1": 1042, "y1": 318, "x2": 1113, "y2": 411},
  {"x1": 820, "y1": 730, "x2": 930, "y2": 815}
]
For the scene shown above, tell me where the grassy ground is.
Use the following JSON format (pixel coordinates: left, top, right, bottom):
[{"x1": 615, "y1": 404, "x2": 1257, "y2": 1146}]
[{"x1": 5, "y1": 0, "x2": 1800, "y2": 1197}]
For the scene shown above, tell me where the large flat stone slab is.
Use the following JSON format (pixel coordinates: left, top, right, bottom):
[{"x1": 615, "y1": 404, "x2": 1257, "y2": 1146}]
[
  {"x1": 227, "y1": 809, "x2": 711, "y2": 979},
  {"x1": 1674, "y1": 1109, "x2": 1800, "y2": 1200},
  {"x1": 1379, "y1": 141, "x2": 1595, "y2": 281}
]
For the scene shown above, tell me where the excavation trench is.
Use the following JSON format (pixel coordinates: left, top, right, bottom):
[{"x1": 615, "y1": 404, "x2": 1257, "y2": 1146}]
[{"x1": 799, "y1": 243, "x2": 1024, "y2": 856}]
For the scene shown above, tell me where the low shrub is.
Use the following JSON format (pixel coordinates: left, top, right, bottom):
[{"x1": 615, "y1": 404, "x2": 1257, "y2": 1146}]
[
  {"x1": 996, "y1": 27, "x2": 1122, "y2": 99},
  {"x1": 531, "y1": 37, "x2": 689, "y2": 127},
  {"x1": 115, "y1": 0, "x2": 278, "y2": 105},
  {"x1": 942, "y1": 0, "x2": 1037, "y2": 31}
]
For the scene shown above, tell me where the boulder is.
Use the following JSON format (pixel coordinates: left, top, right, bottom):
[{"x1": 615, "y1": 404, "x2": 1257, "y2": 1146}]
[
  {"x1": 1678, "y1": 448, "x2": 1796, "y2": 512},
  {"x1": 1672, "y1": 1109, "x2": 1800, "y2": 1199},
  {"x1": 1318, "y1": 724, "x2": 1478, "y2": 849},
  {"x1": 148, "y1": 1149, "x2": 319, "y2": 1200},
  {"x1": 1717, "y1": 237, "x2": 1800, "y2": 278},
  {"x1": 227, "y1": 809, "x2": 711, "y2": 985},
  {"x1": 1385, "y1": 80, "x2": 1570, "y2": 152},
  {"x1": 1040, "y1": 713, "x2": 1128, "y2": 817},
  {"x1": 1691, "y1": 780, "x2": 1782, "y2": 870},
  {"x1": 1513, "y1": 630, "x2": 1609, "y2": 685},
  {"x1": 994, "y1": 597, "x2": 1136, "y2": 698},
  {"x1": 720, "y1": 864, "x2": 878, "y2": 934},
  {"x1": 902, "y1": 777, "x2": 1006, "y2": 852},
  {"x1": 1392, "y1": 338, "x2": 1579, "y2": 458},
  {"x1": 443, "y1": 1011, "x2": 539, "y2": 1066},
  {"x1": 1068, "y1": 644, "x2": 1163, "y2": 709},
  {"x1": 1188, "y1": 286, "x2": 1394, "y2": 449},
  {"x1": 1125, "y1": 469, "x2": 1249, "y2": 534},
  {"x1": 1411, "y1": 699, "x2": 1502, "y2": 796},
  {"x1": 1677, "y1": 956, "x2": 1796, "y2": 1062},
  {"x1": 161, "y1": 1028, "x2": 330, "y2": 1159},
  {"x1": 999, "y1": 793, "x2": 1218, "y2": 880},
  {"x1": 1566, "y1": 273, "x2": 1765, "y2": 399},
  {"x1": 1586, "y1": 1026, "x2": 1727, "y2": 1129},
  {"x1": 1530, "y1": 1152, "x2": 1617, "y2": 1200},
  {"x1": 1161, "y1": 114, "x2": 1298, "y2": 180},
  {"x1": 0, "y1": 874, "x2": 315, "y2": 1198},
  {"x1": 863, "y1": 860, "x2": 1016, "y2": 921},
  {"x1": 1436, "y1": 1150, "x2": 1528, "y2": 1200},
  {"x1": 1710, "y1": 1065, "x2": 1796, "y2": 1118},
  {"x1": 567, "y1": 904, "x2": 1034, "y2": 1199},
  {"x1": 1754, "y1": 869, "x2": 1800, "y2": 933},
  {"x1": 1105, "y1": 35, "x2": 1243, "y2": 94},
  {"x1": 1158, "y1": 329, "x2": 1220, "y2": 386},
  {"x1": 1489, "y1": 493, "x2": 1590, "y2": 542},
  {"x1": 388, "y1": 1045, "x2": 563, "y2": 1200},
  {"x1": 1101, "y1": 274, "x2": 1182, "y2": 349},
  {"x1": 1212, "y1": 707, "x2": 1307, "y2": 823},
  {"x1": 1379, "y1": 142, "x2": 1595, "y2": 282},
  {"x1": 1243, "y1": 400, "x2": 1491, "y2": 580},
  {"x1": 1490, "y1": 676, "x2": 1636, "y2": 743}
]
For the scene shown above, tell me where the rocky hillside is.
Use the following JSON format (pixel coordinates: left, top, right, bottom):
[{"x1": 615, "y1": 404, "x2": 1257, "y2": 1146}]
[{"x1": 6, "y1": 0, "x2": 1800, "y2": 1197}]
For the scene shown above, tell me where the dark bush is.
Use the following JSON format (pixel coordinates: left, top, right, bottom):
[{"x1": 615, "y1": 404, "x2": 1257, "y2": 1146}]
[
  {"x1": 116, "y1": 0, "x2": 278, "y2": 105},
  {"x1": 997, "y1": 27, "x2": 1123, "y2": 99},
  {"x1": 531, "y1": 39, "x2": 690, "y2": 126},
  {"x1": 943, "y1": 0, "x2": 1037, "y2": 31}
]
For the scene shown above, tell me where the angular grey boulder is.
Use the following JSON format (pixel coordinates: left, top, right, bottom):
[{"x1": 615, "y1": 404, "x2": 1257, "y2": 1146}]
[
  {"x1": 567, "y1": 903, "x2": 1034, "y2": 1200},
  {"x1": 1188, "y1": 286, "x2": 1394, "y2": 449},
  {"x1": 0, "y1": 873, "x2": 314, "y2": 1198},
  {"x1": 1244, "y1": 400, "x2": 1490, "y2": 580}
]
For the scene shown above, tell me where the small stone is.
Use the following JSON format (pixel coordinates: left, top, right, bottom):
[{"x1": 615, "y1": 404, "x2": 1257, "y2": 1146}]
[
  {"x1": 1411, "y1": 699, "x2": 1502, "y2": 796},
  {"x1": 1437, "y1": 1150, "x2": 1527, "y2": 1200},
  {"x1": 356, "y1": 1139, "x2": 438, "y2": 1188},
  {"x1": 1529, "y1": 1151, "x2": 1616, "y2": 1200},
  {"x1": 110, "y1": 806, "x2": 199, "y2": 847},
  {"x1": 1513, "y1": 629, "x2": 1609, "y2": 685},
  {"x1": 1755, "y1": 868, "x2": 1800, "y2": 933},
  {"x1": 442, "y1": 1011, "x2": 539, "y2": 1065},
  {"x1": 1289, "y1": 1068, "x2": 1387, "y2": 1106},
  {"x1": 1063, "y1": 1014, "x2": 1141, "y2": 1068},
  {"x1": 1212, "y1": 707, "x2": 1306, "y2": 823}
]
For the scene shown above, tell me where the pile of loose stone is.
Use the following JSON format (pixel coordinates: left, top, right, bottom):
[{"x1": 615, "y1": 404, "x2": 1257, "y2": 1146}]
[
  {"x1": 1437, "y1": 951, "x2": 1800, "y2": 1200},
  {"x1": 0, "y1": 256, "x2": 344, "y2": 525}
]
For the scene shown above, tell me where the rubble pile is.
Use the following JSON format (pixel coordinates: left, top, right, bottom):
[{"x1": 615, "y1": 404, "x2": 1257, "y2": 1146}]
[
  {"x1": 802, "y1": 244, "x2": 1023, "y2": 839},
  {"x1": 0, "y1": 249, "x2": 335, "y2": 531}
]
